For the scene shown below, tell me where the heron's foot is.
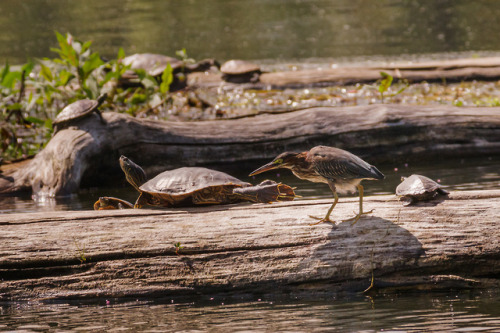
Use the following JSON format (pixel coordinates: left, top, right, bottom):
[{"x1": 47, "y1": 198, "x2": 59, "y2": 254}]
[
  {"x1": 342, "y1": 209, "x2": 374, "y2": 225},
  {"x1": 308, "y1": 215, "x2": 336, "y2": 225}
]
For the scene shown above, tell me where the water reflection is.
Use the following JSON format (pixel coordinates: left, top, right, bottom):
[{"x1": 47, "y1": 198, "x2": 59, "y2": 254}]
[
  {"x1": 2, "y1": 1, "x2": 500, "y2": 64},
  {"x1": 1, "y1": 291, "x2": 500, "y2": 332},
  {"x1": 1, "y1": 156, "x2": 498, "y2": 214}
]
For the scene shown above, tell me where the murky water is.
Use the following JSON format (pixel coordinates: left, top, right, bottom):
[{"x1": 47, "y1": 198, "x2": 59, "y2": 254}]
[
  {"x1": 2, "y1": 291, "x2": 500, "y2": 332},
  {"x1": 1, "y1": 155, "x2": 498, "y2": 214},
  {"x1": 2, "y1": 0, "x2": 500, "y2": 64}
]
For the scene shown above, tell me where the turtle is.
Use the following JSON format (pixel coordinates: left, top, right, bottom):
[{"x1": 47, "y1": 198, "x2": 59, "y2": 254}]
[
  {"x1": 94, "y1": 196, "x2": 134, "y2": 210},
  {"x1": 53, "y1": 93, "x2": 107, "y2": 133},
  {"x1": 396, "y1": 174, "x2": 449, "y2": 206},
  {"x1": 220, "y1": 59, "x2": 262, "y2": 83},
  {"x1": 96, "y1": 155, "x2": 296, "y2": 209},
  {"x1": 120, "y1": 53, "x2": 219, "y2": 90},
  {"x1": 122, "y1": 53, "x2": 219, "y2": 77}
]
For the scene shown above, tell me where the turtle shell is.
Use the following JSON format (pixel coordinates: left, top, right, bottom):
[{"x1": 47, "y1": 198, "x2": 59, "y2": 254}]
[
  {"x1": 53, "y1": 99, "x2": 100, "y2": 125},
  {"x1": 139, "y1": 167, "x2": 250, "y2": 206},
  {"x1": 122, "y1": 53, "x2": 183, "y2": 76},
  {"x1": 220, "y1": 59, "x2": 261, "y2": 75},
  {"x1": 396, "y1": 174, "x2": 448, "y2": 199}
]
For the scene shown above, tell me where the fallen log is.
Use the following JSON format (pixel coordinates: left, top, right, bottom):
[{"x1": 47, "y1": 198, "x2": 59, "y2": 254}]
[
  {"x1": 189, "y1": 56, "x2": 500, "y2": 89},
  {"x1": 1, "y1": 104, "x2": 499, "y2": 196},
  {"x1": 1, "y1": 190, "x2": 499, "y2": 302}
]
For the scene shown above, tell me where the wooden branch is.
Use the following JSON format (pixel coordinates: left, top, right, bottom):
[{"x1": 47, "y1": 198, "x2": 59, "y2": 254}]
[
  {"x1": 1, "y1": 190, "x2": 499, "y2": 301},
  {"x1": 1, "y1": 104, "x2": 499, "y2": 196},
  {"x1": 188, "y1": 56, "x2": 500, "y2": 89}
]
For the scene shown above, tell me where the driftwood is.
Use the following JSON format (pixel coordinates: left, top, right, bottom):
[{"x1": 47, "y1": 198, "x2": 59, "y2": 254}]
[
  {"x1": 1, "y1": 190, "x2": 499, "y2": 302},
  {"x1": 1, "y1": 104, "x2": 499, "y2": 196},
  {"x1": 188, "y1": 56, "x2": 500, "y2": 89}
]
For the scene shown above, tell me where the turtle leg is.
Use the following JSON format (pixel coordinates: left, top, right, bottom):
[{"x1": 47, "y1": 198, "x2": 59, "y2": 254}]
[
  {"x1": 342, "y1": 184, "x2": 374, "y2": 225},
  {"x1": 134, "y1": 193, "x2": 146, "y2": 209},
  {"x1": 309, "y1": 190, "x2": 339, "y2": 225}
]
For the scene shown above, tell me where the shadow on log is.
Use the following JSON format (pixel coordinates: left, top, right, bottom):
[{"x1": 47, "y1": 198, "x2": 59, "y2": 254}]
[
  {"x1": 0, "y1": 190, "x2": 499, "y2": 301},
  {"x1": 1, "y1": 104, "x2": 499, "y2": 196}
]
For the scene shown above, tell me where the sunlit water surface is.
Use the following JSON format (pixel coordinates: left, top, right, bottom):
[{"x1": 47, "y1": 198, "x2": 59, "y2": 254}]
[{"x1": 2, "y1": 291, "x2": 500, "y2": 332}]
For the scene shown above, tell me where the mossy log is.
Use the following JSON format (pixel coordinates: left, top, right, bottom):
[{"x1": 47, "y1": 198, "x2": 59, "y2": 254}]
[
  {"x1": 189, "y1": 56, "x2": 500, "y2": 88},
  {"x1": 1, "y1": 104, "x2": 499, "y2": 196},
  {"x1": 1, "y1": 190, "x2": 499, "y2": 302}
]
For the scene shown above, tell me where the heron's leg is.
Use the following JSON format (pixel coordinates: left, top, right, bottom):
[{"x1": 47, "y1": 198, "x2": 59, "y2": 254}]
[
  {"x1": 342, "y1": 184, "x2": 374, "y2": 225},
  {"x1": 309, "y1": 191, "x2": 339, "y2": 225}
]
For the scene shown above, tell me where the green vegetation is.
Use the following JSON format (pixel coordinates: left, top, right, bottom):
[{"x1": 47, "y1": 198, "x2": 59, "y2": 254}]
[
  {"x1": 174, "y1": 242, "x2": 184, "y2": 255},
  {"x1": 0, "y1": 32, "x2": 176, "y2": 162}
]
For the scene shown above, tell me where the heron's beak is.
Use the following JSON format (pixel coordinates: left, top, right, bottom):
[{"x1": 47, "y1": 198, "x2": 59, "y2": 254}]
[{"x1": 249, "y1": 162, "x2": 279, "y2": 176}]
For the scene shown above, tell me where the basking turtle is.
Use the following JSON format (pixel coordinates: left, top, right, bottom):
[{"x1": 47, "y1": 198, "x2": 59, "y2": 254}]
[
  {"x1": 95, "y1": 155, "x2": 296, "y2": 209},
  {"x1": 122, "y1": 53, "x2": 219, "y2": 77},
  {"x1": 120, "y1": 53, "x2": 219, "y2": 91},
  {"x1": 94, "y1": 196, "x2": 134, "y2": 210},
  {"x1": 220, "y1": 59, "x2": 262, "y2": 83},
  {"x1": 396, "y1": 174, "x2": 449, "y2": 206},
  {"x1": 53, "y1": 93, "x2": 107, "y2": 133}
]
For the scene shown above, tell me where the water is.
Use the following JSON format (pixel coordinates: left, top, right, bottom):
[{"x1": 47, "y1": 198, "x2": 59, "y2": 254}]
[
  {"x1": 2, "y1": 291, "x2": 500, "y2": 332},
  {"x1": 1, "y1": 155, "x2": 499, "y2": 214},
  {"x1": 2, "y1": 1, "x2": 500, "y2": 65}
]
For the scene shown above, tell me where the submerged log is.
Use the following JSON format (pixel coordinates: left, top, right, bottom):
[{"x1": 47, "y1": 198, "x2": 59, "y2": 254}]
[
  {"x1": 1, "y1": 104, "x2": 499, "y2": 196},
  {"x1": 189, "y1": 56, "x2": 500, "y2": 89},
  {"x1": 0, "y1": 190, "x2": 499, "y2": 301}
]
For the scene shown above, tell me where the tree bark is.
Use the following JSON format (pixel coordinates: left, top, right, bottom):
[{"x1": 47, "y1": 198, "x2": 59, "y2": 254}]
[
  {"x1": 1, "y1": 104, "x2": 499, "y2": 196},
  {"x1": 0, "y1": 190, "x2": 499, "y2": 301}
]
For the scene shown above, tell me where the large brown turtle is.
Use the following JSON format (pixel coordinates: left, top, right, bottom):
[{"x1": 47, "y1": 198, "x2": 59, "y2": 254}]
[
  {"x1": 396, "y1": 174, "x2": 449, "y2": 206},
  {"x1": 94, "y1": 155, "x2": 295, "y2": 209}
]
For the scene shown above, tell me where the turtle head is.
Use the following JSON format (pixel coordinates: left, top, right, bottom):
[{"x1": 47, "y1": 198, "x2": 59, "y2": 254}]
[{"x1": 119, "y1": 155, "x2": 147, "y2": 191}]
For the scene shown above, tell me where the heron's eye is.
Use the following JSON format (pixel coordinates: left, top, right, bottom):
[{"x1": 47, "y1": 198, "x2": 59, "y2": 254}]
[{"x1": 274, "y1": 158, "x2": 283, "y2": 164}]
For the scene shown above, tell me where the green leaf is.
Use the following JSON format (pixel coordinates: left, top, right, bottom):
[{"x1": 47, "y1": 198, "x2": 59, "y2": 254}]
[
  {"x1": 117, "y1": 47, "x2": 125, "y2": 60},
  {"x1": 21, "y1": 60, "x2": 35, "y2": 76},
  {"x1": 0, "y1": 62, "x2": 9, "y2": 82},
  {"x1": 160, "y1": 63, "x2": 173, "y2": 94},
  {"x1": 378, "y1": 72, "x2": 393, "y2": 94},
  {"x1": 25, "y1": 116, "x2": 45, "y2": 125},
  {"x1": 2, "y1": 71, "x2": 21, "y2": 89},
  {"x1": 81, "y1": 40, "x2": 93, "y2": 54},
  {"x1": 129, "y1": 92, "x2": 147, "y2": 104},
  {"x1": 6, "y1": 103, "x2": 22, "y2": 110},
  {"x1": 57, "y1": 70, "x2": 75, "y2": 86},
  {"x1": 82, "y1": 52, "x2": 104, "y2": 80},
  {"x1": 40, "y1": 63, "x2": 54, "y2": 82}
]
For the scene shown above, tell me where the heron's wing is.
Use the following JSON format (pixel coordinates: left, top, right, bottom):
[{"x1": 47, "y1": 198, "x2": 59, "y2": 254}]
[{"x1": 312, "y1": 153, "x2": 379, "y2": 180}]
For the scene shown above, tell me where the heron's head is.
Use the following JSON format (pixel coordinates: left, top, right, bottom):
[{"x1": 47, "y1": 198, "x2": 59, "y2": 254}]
[
  {"x1": 249, "y1": 152, "x2": 299, "y2": 176},
  {"x1": 119, "y1": 155, "x2": 147, "y2": 190}
]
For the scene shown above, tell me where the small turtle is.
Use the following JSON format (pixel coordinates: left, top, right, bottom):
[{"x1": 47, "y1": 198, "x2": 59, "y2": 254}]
[
  {"x1": 94, "y1": 196, "x2": 134, "y2": 210},
  {"x1": 53, "y1": 93, "x2": 107, "y2": 133},
  {"x1": 396, "y1": 174, "x2": 449, "y2": 206},
  {"x1": 122, "y1": 53, "x2": 219, "y2": 77},
  {"x1": 220, "y1": 59, "x2": 262, "y2": 83},
  {"x1": 96, "y1": 155, "x2": 296, "y2": 209}
]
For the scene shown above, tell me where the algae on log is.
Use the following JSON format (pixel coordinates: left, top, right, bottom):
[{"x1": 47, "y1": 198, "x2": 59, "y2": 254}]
[
  {"x1": 1, "y1": 104, "x2": 499, "y2": 196},
  {"x1": 0, "y1": 190, "x2": 499, "y2": 301}
]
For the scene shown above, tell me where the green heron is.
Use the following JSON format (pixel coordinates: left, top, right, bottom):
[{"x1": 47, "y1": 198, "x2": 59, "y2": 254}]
[{"x1": 249, "y1": 145, "x2": 385, "y2": 225}]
